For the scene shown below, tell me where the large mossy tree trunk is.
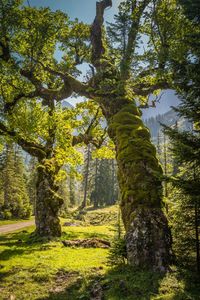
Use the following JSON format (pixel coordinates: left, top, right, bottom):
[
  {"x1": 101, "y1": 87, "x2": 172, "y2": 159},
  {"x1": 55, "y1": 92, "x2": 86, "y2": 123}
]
[
  {"x1": 101, "y1": 97, "x2": 172, "y2": 271},
  {"x1": 35, "y1": 162, "x2": 63, "y2": 237},
  {"x1": 89, "y1": 0, "x2": 172, "y2": 271}
]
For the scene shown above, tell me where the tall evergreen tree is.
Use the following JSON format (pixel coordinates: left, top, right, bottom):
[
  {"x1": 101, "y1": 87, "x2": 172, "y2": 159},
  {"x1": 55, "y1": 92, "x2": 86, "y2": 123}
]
[
  {"x1": 27, "y1": 156, "x2": 37, "y2": 215},
  {"x1": 69, "y1": 173, "x2": 76, "y2": 207},
  {"x1": 2, "y1": 143, "x2": 16, "y2": 219},
  {"x1": 165, "y1": 123, "x2": 200, "y2": 273},
  {"x1": 90, "y1": 158, "x2": 118, "y2": 207},
  {"x1": 82, "y1": 144, "x2": 92, "y2": 208},
  {"x1": 58, "y1": 176, "x2": 69, "y2": 216},
  {"x1": 14, "y1": 145, "x2": 32, "y2": 218},
  {"x1": 164, "y1": 0, "x2": 200, "y2": 273},
  {"x1": 1, "y1": 143, "x2": 31, "y2": 219}
]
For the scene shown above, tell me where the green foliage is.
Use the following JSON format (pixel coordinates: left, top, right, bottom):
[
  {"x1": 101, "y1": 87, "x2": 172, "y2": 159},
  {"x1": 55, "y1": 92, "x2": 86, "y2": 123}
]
[
  {"x1": 0, "y1": 6, "x2": 83, "y2": 188},
  {"x1": 60, "y1": 18, "x2": 91, "y2": 67},
  {"x1": 92, "y1": 142, "x2": 115, "y2": 160},
  {"x1": 107, "y1": 238, "x2": 127, "y2": 266},
  {"x1": 2, "y1": 209, "x2": 12, "y2": 220},
  {"x1": 179, "y1": 0, "x2": 200, "y2": 23}
]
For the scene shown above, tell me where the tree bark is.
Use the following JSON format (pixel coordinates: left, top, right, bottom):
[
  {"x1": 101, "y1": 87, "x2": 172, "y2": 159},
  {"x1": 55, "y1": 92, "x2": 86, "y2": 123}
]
[
  {"x1": 69, "y1": 174, "x2": 76, "y2": 207},
  {"x1": 82, "y1": 144, "x2": 91, "y2": 208},
  {"x1": 35, "y1": 163, "x2": 63, "y2": 237},
  {"x1": 101, "y1": 96, "x2": 172, "y2": 271},
  {"x1": 93, "y1": 158, "x2": 99, "y2": 208},
  {"x1": 195, "y1": 202, "x2": 200, "y2": 274}
]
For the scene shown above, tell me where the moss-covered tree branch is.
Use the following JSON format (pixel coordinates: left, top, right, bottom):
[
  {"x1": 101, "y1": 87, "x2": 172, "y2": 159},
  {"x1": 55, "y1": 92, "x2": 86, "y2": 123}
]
[{"x1": 0, "y1": 122, "x2": 46, "y2": 158}]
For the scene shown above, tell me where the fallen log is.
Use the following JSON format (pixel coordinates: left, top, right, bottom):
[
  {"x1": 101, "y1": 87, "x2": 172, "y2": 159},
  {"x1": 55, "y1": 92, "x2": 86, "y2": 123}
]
[{"x1": 62, "y1": 238, "x2": 111, "y2": 249}]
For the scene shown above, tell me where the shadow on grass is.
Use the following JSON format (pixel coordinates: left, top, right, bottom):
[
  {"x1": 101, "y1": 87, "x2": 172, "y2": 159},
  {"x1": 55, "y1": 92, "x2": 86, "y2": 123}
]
[
  {"x1": 101, "y1": 265, "x2": 165, "y2": 300},
  {"x1": 37, "y1": 265, "x2": 164, "y2": 300},
  {"x1": 173, "y1": 266, "x2": 200, "y2": 300},
  {"x1": 103, "y1": 265, "x2": 199, "y2": 299},
  {"x1": 0, "y1": 265, "x2": 30, "y2": 282},
  {"x1": 37, "y1": 264, "x2": 200, "y2": 300},
  {"x1": 0, "y1": 231, "x2": 55, "y2": 261},
  {"x1": 0, "y1": 227, "x2": 110, "y2": 263},
  {"x1": 37, "y1": 269, "x2": 99, "y2": 300}
]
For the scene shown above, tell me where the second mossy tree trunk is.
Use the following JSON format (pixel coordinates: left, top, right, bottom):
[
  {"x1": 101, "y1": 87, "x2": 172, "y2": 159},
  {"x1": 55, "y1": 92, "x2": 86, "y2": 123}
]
[
  {"x1": 101, "y1": 96, "x2": 172, "y2": 271},
  {"x1": 35, "y1": 162, "x2": 63, "y2": 237}
]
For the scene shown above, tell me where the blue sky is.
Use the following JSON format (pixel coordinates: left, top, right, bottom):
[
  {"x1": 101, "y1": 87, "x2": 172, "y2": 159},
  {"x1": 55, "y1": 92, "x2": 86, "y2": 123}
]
[
  {"x1": 25, "y1": 0, "x2": 121, "y2": 22},
  {"x1": 24, "y1": 0, "x2": 179, "y2": 118}
]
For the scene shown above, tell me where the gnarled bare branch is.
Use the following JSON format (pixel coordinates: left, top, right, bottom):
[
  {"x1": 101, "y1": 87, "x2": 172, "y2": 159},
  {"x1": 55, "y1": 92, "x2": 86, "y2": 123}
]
[
  {"x1": 30, "y1": 61, "x2": 93, "y2": 99},
  {"x1": 91, "y1": 0, "x2": 112, "y2": 68}
]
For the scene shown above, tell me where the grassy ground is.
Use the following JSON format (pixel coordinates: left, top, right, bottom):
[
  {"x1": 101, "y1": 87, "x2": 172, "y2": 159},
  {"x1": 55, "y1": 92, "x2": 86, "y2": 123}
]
[{"x1": 0, "y1": 206, "x2": 199, "y2": 300}]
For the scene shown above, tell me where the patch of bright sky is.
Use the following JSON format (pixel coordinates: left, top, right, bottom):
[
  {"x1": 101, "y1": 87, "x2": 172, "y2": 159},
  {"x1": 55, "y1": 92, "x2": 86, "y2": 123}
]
[{"x1": 25, "y1": 0, "x2": 121, "y2": 22}]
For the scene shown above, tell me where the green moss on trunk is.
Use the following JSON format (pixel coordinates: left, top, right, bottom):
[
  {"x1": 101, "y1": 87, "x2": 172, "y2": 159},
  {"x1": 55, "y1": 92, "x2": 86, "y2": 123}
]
[
  {"x1": 35, "y1": 164, "x2": 63, "y2": 237},
  {"x1": 101, "y1": 99, "x2": 172, "y2": 271}
]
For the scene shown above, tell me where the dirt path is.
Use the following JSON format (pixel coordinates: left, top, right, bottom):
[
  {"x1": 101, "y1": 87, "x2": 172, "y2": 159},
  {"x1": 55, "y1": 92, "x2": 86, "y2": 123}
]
[{"x1": 0, "y1": 220, "x2": 35, "y2": 234}]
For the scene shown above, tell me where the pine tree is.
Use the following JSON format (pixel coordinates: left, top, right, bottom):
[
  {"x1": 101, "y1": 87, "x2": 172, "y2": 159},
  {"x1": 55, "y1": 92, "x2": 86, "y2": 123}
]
[
  {"x1": 0, "y1": 146, "x2": 6, "y2": 217},
  {"x1": 2, "y1": 143, "x2": 31, "y2": 219},
  {"x1": 91, "y1": 157, "x2": 99, "y2": 208},
  {"x1": 82, "y1": 144, "x2": 92, "y2": 208},
  {"x1": 69, "y1": 174, "x2": 76, "y2": 207},
  {"x1": 165, "y1": 116, "x2": 200, "y2": 273},
  {"x1": 90, "y1": 158, "x2": 118, "y2": 208},
  {"x1": 107, "y1": 1, "x2": 132, "y2": 57},
  {"x1": 108, "y1": 159, "x2": 118, "y2": 205},
  {"x1": 58, "y1": 177, "x2": 69, "y2": 216},
  {"x1": 27, "y1": 156, "x2": 37, "y2": 215},
  {"x1": 14, "y1": 146, "x2": 32, "y2": 219},
  {"x1": 164, "y1": 0, "x2": 200, "y2": 272}
]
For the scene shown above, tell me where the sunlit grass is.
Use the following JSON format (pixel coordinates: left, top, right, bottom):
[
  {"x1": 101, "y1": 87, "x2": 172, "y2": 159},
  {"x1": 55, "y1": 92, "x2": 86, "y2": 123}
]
[
  {"x1": 0, "y1": 207, "x2": 199, "y2": 300},
  {"x1": 0, "y1": 224, "x2": 111, "y2": 300}
]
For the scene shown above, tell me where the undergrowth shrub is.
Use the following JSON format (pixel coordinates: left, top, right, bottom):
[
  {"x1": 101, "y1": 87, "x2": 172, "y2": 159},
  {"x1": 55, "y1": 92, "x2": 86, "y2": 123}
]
[{"x1": 107, "y1": 237, "x2": 127, "y2": 266}]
